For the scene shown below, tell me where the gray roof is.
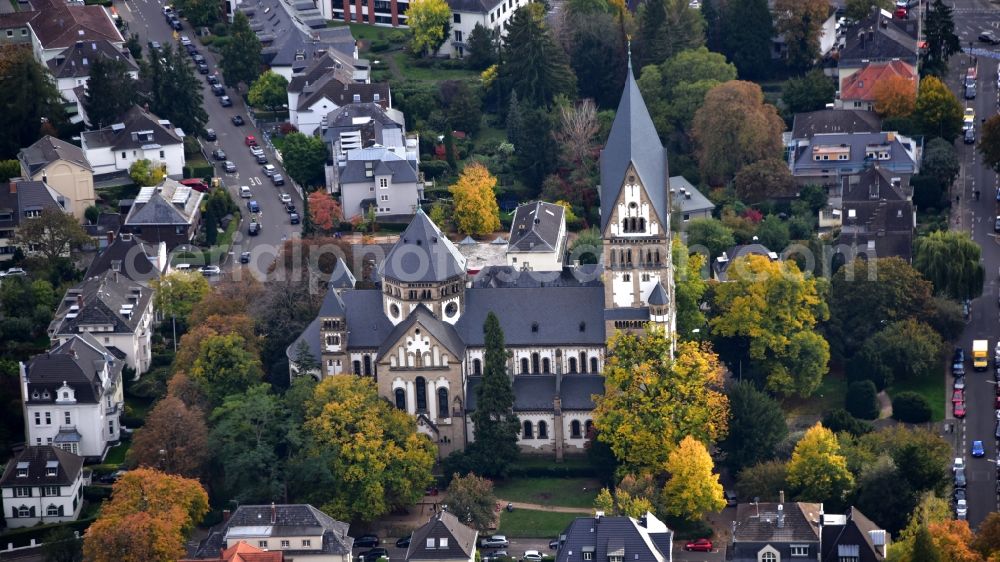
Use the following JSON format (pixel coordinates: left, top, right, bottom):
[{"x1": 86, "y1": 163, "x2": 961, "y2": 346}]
[
  {"x1": 446, "y1": 0, "x2": 505, "y2": 13},
  {"x1": 340, "y1": 147, "x2": 418, "y2": 184},
  {"x1": 455, "y1": 286, "x2": 606, "y2": 346},
  {"x1": 839, "y1": 8, "x2": 918, "y2": 67},
  {"x1": 471, "y1": 265, "x2": 604, "y2": 289},
  {"x1": 47, "y1": 39, "x2": 137, "y2": 80},
  {"x1": 603, "y1": 307, "x2": 650, "y2": 320},
  {"x1": 792, "y1": 132, "x2": 918, "y2": 174},
  {"x1": 343, "y1": 290, "x2": 396, "y2": 347},
  {"x1": 842, "y1": 165, "x2": 910, "y2": 203},
  {"x1": 0, "y1": 446, "x2": 83, "y2": 488},
  {"x1": 81, "y1": 105, "x2": 183, "y2": 151},
  {"x1": 714, "y1": 244, "x2": 778, "y2": 280},
  {"x1": 50, "y1": 270, "x2": 153, "y2": 336},
  {"x1": 379, "y1": 210, "x2": 467, "y2": 283},
  {"x1": 791, "y1": 110, "x2": 881, "y2": 140},
  {"x1": 599, "y1": 61, "x2": 668, "y2": 231},
  {"x1": 294, "y1": 66, "x2": 390, "y2": 112},
  {"x1": 85, "y1": 233, "x2": 159, "y2": 282},
  {"x1": 18, "y1": 135, "x2": 92, "y2": 176},
  {"x1": 124, "y1": 179, "x2": 203, "y2": 226},
  {"x1": 819, "y1": 508, "x2": 887, "y2": 562},
  {"x1": 733, "y1": 502, "x2": 822, "y2": 543},
  {"x1": 197, "y1": 504, "x2": 353, "y2": 558},
  {"x1": 321, "y1": 102, "x2": 404, "y2": 149},
  {"x1": 508, "y1": 201, "x2": 564, "y2": 253},
  {"x1": 328, "y1": 257, "x2": 357, "y2": 289},
  {"x1": 668, "y1": 175, "x2": 715, "y2": 214},
  {"x1": 0, "y1": 180, "x2": 65, "y2": 229},
  {"x1": 377, "y1": 304, "x2": 466, "y2": 358},
  {"x1": 264, "y1": 25, "x2": 355, "y2": 71},
  {"x1": 556, "y1": 514, "x2": 673, "y2": 562},
  {"x1": 466, "y1": 374, "x2": 604, "y2": 412},
  {"x1": 23, "y1": 334, "x2": 122, "y2": 406},
  {"x1": 405, "y1": 511, "x2": 478, "y2": 561},
  {"x1": 647, "y1": 282, "x2": 668, "y2": 306}
]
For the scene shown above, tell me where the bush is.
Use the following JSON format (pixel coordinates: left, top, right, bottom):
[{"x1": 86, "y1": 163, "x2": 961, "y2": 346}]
[
  {"x1": 421, "y1": 159, "x2": 452, "y2": 180},
  {"x1": 82, "y1": 485, "x2": 113, "y2": 502},
  {"x1": 370, "y1": 39, "x2": 392, "y2": 52},
  {"x1": 822, "y1": 408, "x2": 873, "y2": 436},
  {"x1": 892, "y1": 391, "x2": 932, "y2": 423},
  {"x1": 846, "y1": 380, "x2": 879, "y2": 420},
  {"x1": 212, "y1": 22, "x2": 229, "y2": 36}
]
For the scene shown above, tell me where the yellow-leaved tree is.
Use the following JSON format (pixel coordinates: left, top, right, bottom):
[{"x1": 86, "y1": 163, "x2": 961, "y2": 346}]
[
  {"x1": 450, "y1": 162, "x2": 500, "y2": 235},
  {"x1": 592, "y1": 334, "x2": 729, "y2": 476},
  {"x1": 786, "y1": 423, "x2": 854, "y2": 503},
  {"x1": 661, "y1": 436, "x2": 726, "y2": 522},
  {"x1": 407, "y1": 0, "x2": 451, "y2": 56}
]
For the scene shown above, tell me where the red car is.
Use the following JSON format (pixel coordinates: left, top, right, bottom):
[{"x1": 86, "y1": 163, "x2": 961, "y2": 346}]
[
  {"x1": 245, "y1": 135, "x2": 257, "y2": 147},
  {"x1": 894, "y1": 6, "x2": 907, "y2": 18},
  {"x1": 995, "y1": 395, "x2": 1000, "y2": 409},
  {"x1": 179, "y1": 178, "x2": 209, "y2": 192},
  {"x1": 953, "y1": 389, "x2": 965, "y2": 404},
  {"x1": 954, "y1": 401, "x2": 966, "y2": 418},
  {"x1": 685, "y1": 539, "x2": 713, "y2": 552}
]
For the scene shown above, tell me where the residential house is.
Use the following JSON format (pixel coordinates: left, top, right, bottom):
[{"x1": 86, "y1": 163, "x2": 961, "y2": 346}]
[
  {"x1": 438, "y1": 0, "x2": 530, "y2": 58},
  {"x1": 121, "y1": 179, "x2": 204, "y2": 250},
  {"x1": 713, "y1": 243, "x2": 779, "y2": 281},
  {"x1": 287, "y1": 51, "x2": 390, "y2": 137},
  {"x1": 48, "y1": 269, "x2": 155, "y2": 375},
  {"x1": 192, "y1": 504, "x2": 354, "y2": 562},
  {"x1": 19, "y1": 334, "x2": 125, "y2": 459},
  {"x1": 85, "y1": 232, "x2": 167, "y2": 285},
  {"x1": 0, "y1": 0, "x2": 123, "y2": 63},
  {"x1": 506, "y1": 201, "x2": 567, "y2": 272},
  {"x1": 837, "y1": 60, "x2": 916, "y2": 112},
  {"x1": 790, "y1": 109, "x2": 881, "y2": 140},
  {"x1": 769, "y1": 0, "x2": 837, "y2": 61},
  {"x1": 287, "y1": 60, "x2": 676, "y2": 461},
  {"x1": 788, "y1": 131, "x2": 920, "y2": 189},
  {"x1": 339, "y1": 146, "x2": 421, "y2": 219},
  {"x1": 836, "y1": 7, "x2": 918, "y2": 86},
  {"x1": 831, "y1": 165, "x2": 915, "y2": 261},
  {"x1": 0, "y1": 445, "x2": 84, "y2": 528},
  {"x1": 405, "y1": 511, "x2": 478, "y2": 562},
  {"x1": 80, "y1": 105, "x2": 186, "y2": 179},
  {"x1": 729, "y1": 495, "x2": 888, "y2": 562},
  {"x1": 261, "y1": 24, "x2": 361, "y2": 81},
  {"x1": 180, "y1": 542, "x2": 284, "y2": 562},
  {"x1": 0, "y1": 14, "x2": 35, "y2": 47},
  {"x1": 83, "y1": 212, "x2": 123, "y2": 250},
  {"x1": 46, "y1": 40, "x2": 139, "y2": 126},
  {"x1": 669, "y1": 175, "x2": 714, "y2": 228},
  {"x1": 18, "y1": 135, "x2": 96, "y2": 221},
  {"x1": 0, "y1": 180, "x2": 69, "y2": 262},
  {"x1": 320, "y1": 102, "x2": 409, "y2": 162},
  {"x1": 555, "y1": 511, "x2": 674, "y2": 562}
]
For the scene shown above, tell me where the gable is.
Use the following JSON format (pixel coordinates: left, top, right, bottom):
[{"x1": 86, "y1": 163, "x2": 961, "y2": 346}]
[{"x1": 601, "y1": 163, "x2": 666, "y2": 239}]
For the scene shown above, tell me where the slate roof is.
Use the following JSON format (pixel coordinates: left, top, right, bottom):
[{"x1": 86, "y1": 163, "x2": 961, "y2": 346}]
[
  {"x1": 124, "y1": 179, "x2": 203, "y2": 226},
  {"x1": 23, "y1": 334, "x2": 122, "y2": 406},
  {"x1": 555, "y1": 513, "x2": 673, "y2": 562},
  {"x1": 18, "y1": 135, "x2": 91, "y2": 176},
  {"x1": 466, "y1": 375, "x2": 604, "y2": 412},
  {"x1": 842, "y1": 165, "x2": 911, "y2": 202},
  {"x1": 380, "y1": 209, "x2": 467, "y2": 283},
  {"x1": 83, "y1": 212, "x2": 122, "y2": 238},
  {"x1": 791, "y1": 131, "x2": 918, "y2": 174},
  {"x1": 599, "y1": 59, "x2": 668, "y2": 231},
  {"x1": 340, "y1": 147, "x2": 418, "y2": 184},
  {"x1": 81, "y1": 105, "x2": 183, "y2": 151},
  {"x1": 85, "y1": 233, "x2": 160, "y2": 282},
  {"x1": 50, "y1": 270, "x2": 152, "y2": 336},
  {"x1": 838, "y1": 8, "x2": 918, "y2": 67},
  {"x1": 293, "y1": 60, "x2": 390, "y2": 111},
  {"x1": 790, "y1": 110, "x2": 882, "y2": 140},
  {"x1": 406, "y1": 511, "x2": 478, "y2": 561},
  {"x1": 819, "y1": 508, "x2": 887, "y2": 562},
  {"x1": 263, "y1": 25, "x2": 355, "y2": 72},
  {"x1": 288, "y1": 50, "x2": 358, "y2": 93},
  {"x1": 328, "y1": 257, "x2": 357, "y2": 289},
  {"x1": 840, "y1": 60, "x2": 916, "y2": 103},
  {"x1": 0, "y1": 180, "x2": 64, "y2": 229},
  {"x1": 733, "y1": 502, "x2": 822, "y2": 543},
  {"x1": 377, "y1": 304, "x2": 466, "y2": 358},
  {"x1": 471, "y1": 265, "x2": 604, "y2": 289},
  {"x1": 47, "y1": 39, "x2": 137, "y2": 79},
  {"x1": 24, "y1": 0, "x2": 123, "y2": 50},
  {"x1": 647, "y1": 282, "x2": 668, "y2": 306},
  {"x1": 196, "y1": 504, "x2": 353, "y2": 559},
  {"x1": 508, "y1": 201, "x2": 564, "y2": 253},
  {"x1": 0, "y1": 446, "x2": 83, "y2": 488},
  {"x1": 669, "y1": 175, "x2": 714, "y2": 215},
  {"x1": 321, "y1": 103, "x2": 405, "y2": 150},
  {"x1": 446, "y1": 0, "x2": 506, "y2": 13},
  {"x1": 455, "y1": 286, "x2": 606, "y2": 346}
]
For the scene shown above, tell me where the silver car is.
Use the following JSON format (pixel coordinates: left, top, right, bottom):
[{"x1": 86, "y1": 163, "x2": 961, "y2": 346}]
[{"x1": 224, "y1": 161, "x2": 236, "y2": 173}]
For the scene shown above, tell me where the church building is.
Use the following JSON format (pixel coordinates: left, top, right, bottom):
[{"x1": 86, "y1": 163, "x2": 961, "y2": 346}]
[{"x1": 288, "y1": 60, "x2": 676, "y2": 459}]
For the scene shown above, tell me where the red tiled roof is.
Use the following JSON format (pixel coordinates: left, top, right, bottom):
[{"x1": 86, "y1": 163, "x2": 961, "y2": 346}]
[
  {"x1": 179, "y1": 541, "x2": 284, "y2": 562},
  {"x1": 840, "y1": 60, "x2": 916, "y2": 102}
]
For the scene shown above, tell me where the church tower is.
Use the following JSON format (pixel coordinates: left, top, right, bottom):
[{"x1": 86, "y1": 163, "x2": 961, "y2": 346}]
[{"x1": 599, "y1": 51, "x2": 676, "y2": 337}]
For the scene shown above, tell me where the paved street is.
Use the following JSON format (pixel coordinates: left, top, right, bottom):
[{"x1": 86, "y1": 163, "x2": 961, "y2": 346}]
[{"x1": 114, "y1": 0, "x2": 301, "y2": 273}]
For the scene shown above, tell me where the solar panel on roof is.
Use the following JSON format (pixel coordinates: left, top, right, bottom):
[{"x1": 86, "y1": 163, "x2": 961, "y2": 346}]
[
  {"x1": 135, "y1": 186, "x2": 156, "y2": 203},
  {"x1": 171, "y1": 185, "x2": 191, "y2": 204}
]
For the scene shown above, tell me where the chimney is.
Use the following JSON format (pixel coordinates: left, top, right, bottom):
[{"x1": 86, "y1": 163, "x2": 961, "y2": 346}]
[
  {"x1": 106, "y1": 230, "x2": 114, "y2": 245},
  {"x1": 9, "y1": 181, "x2": 16, "y2": 194},
  {"x1": 222, "y1": 509, "x2": 231, "y2": 522},
  {"x1": 270, "y1": 502, "x2": 276, "y2": 525},
  {"x1": 76, "y1": 294, "x2": 84, "y2": 307},
  {"x1": 779, "y1": 490, "x2": 784, "y2": 505},
  {"x1": 777, "y1": 504, "x2": 784, "y2": 528}
]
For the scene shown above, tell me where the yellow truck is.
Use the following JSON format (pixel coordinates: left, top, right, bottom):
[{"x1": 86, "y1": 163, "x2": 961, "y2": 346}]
[{"x1": 974, "y1": 339, "x2": 989, "y2": 371}]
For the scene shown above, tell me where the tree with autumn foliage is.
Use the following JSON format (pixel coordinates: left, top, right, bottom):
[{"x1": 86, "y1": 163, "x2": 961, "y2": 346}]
[
  {"x1": 308, "y1": 191, "x2": 343, "y2": 233},
  {"x1": 594, "y1": 474, "x2": 657, "y2": 517},
  {"x1": 83, "y1": 468, "x2": 208, "y2": 562},
  {"x1": 926, "y1": 520, "x2": 981, "y2": 562},
  {"x1": 188, "y1": 333, "x2": 264, "y2": 406},
  {"x1": 593, "y1": 335, "x2": 729, "y2": 475},
  {"x1": 128, "y1": 395, "x2": 209, "y2": 478},
  {"x1": 872, "y1": 73, "x2": 917, "y2": 118},
  {"x1": 710, "y1": 254, "x2": 830, "y2": 397},
  {"x1": 174, "y1": 314, "x2": 259, "y2": 373},
  {"x1": 450, "y1": 163, "x2": 500, "y2": 235},
  {"x1": 661, "y1": 436, "x2": 726, "y2": 521},
  {"x1": 772, "y1": 0, "x2": 830, "y2": 70},
  {"x1": 786, "y1": 423, "x2": 854, "y2": 503},
  {"x1": 915, "y1": 75, "x2": 963, "y2": 142}
]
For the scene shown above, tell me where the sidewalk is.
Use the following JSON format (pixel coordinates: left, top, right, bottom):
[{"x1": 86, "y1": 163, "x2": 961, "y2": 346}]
[{"x1": 496, "y1": 500, "x2": 592, "y2": 514}]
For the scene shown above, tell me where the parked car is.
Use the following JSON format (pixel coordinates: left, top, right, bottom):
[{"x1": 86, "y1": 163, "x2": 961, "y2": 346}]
[
  {"x1": 204, "y1": 128, "x2": 216, "y2": 141},
  {"x1": 248, "y1": 221, "x2": 261, "y2": 236},
  {"x1": 954, "y1": 376, "x2": 966, "y2": 390},
  {"x1": 250, "y1": 146, "x2": 264, "y2": 157},
  {"x1": 220, "y1": 95, "x2": 232, "y2": 107},
  {"x1": 179, "y1": 178, "x2": 209, "y2": 192},
  {"x1": 482, "y1": 551, "x2": 509, "y2": 562},
  {"x1": 995, "y1": 215, "x2": 1000, "y2": 233},
  {"x1": 185, "y1": 44, "x2": 197, "y2": 55},
  {"x1": 685, "y1": 539, "x2": 713, "y2": 552},
  {"x1": 256, "y1": 153, "x2": 268, "y2": 164},
  {"x1": 480, "y1": 536, "x2": 509, "y2": 549},
  {"x1": 955, "y1": 467, "x2": 967, "y2": 488},
  {"x1": 279, "y1": 192, "x2": 292, "y2": 204},
  {"x1": 199, "y1": 265, "x2": 221, "y2": 276},
  {"x1": 262, "y1": 164, "x2": 276, "y2": 176},
  {"x1": 523, "y1": 551, "x2": 542, "y2": 562},
  {"x1": 973, "y1": 440, "x2": 985, "y2": 458},
  {"x1": 272, "y1": 174, "x2": 285, "y2": 186},
  {"x1": 724, "y1": 490, "x2": 737, "y2": 507},
  {"x1": 981, "y1": 30, "x2": 1000, "y2": 44},
  {"x1": 211, "y1": 84, "x2": 225, "y2": 96},
  {"x1": 240, "y1": 185, "x2": 252, "y2": 198},
  {"x1": 148, "y1": 40, "x2": 162, "y2": 51},
  {"x1": 966, "y1": 128, "x2": 977, "y2": 144},
  {"x1": 995, "y1": 420, "x2": 1000, "y2": 439},
  {"x1": 245, "y1": 135, "x2": 258, "y2": 146},
  {"x1": 169, "y1": 17, "x2": 182, "y2": 30},
  {"x1": 196, "y1": 62, "x2": 208, "y2": 75},
  {"x1": 966, "y1": 82, "x2": 977, "y2": 100},
  {"x1": 180, "y1": 35, "x2": 191, "y2": 46},
  {"x1": 206, "y1": 73, "x2": 220, "y2": 85},
  {"x1": 240, "y1": 251, "x2": 251, "y2": 264},
  {"x1": 247, "y1": 200, "x2": 260, "y2": 213},
  {"x1": 289, "y1": 212, "x2": 300, "y2": 224},
  {"x1": 1, "y1": 267, "x2": 26, "y2": 277},
  {"x1": 212, "y1": 148, "x2": 226, "y2": 160},
  {"x1": 359, "y1": 548, "x2": 388, "y2": 562},
  {"x1": 224, "y1": 160, "x2": 237, "y2": 173},
  {"x1": 355, "y1": 535, "x2": 380, "y2": 549},
  {"x1": 953, "y1": 389, "x2": 965, "y2": 404},
  {"x1": 395, "y1": 536, "x2": 411, "y2": 548},
  {"x1": 954, "y1": 401, "x2": 966, "y2": 418},
  {"x1": 232, "y1": 115, "x2": 245, "y2": 126}
]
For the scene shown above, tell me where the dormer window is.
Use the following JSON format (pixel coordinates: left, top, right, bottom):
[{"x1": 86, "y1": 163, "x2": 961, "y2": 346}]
[
  {"x1": 440, "y1": 538, "x2": 448, "y2": 548},
  {"x1": 531, "y1": 322, "x2": 538, "y2": 333},
  {"x1": 426, "y1": 538, "x2": 436, "y2": 549},
  {"x1": 15, "y1": 462, "x2": 29, "y2": 477}
]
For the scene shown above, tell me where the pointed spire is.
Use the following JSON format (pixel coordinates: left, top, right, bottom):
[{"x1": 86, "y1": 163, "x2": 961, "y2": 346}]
[{"x1": 626, "y1": 38, "x2": 632, "y2": 73}]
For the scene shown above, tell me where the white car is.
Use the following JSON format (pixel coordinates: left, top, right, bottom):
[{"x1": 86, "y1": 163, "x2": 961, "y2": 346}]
[
  {"x1": 199, "y1": 265, "x2": 221, "y2": 276},
  {"x1": 957, "y1": 498, "x2": 968, "y2": 519},
  {"x1": 0, "y1": 267, "x2": 26, "y2": 277},
  {"x1": 180, "y1": 35, "x2": 191, "y2": 46},
  {"x1": 279, "y1": 192, "x2": 292, "y2": 204},
  {"x1": 480, "y1": 536, "x2": 509, "y2": 549},
  {"x1": 250, "y1": 146, "x2": 264, "y2": 156},
  {"x1": 954, "y1": 457, "x2": 965, "y2": 472},
  {"x1": 523, "y1": 551, "x2": 542, "y2": 562},
  {"x1": 239, "y1": 185, "x2": 252, "y2": 198},
  {"x1": 262, "y1": 164, "x2": 276, "y2": 177}
]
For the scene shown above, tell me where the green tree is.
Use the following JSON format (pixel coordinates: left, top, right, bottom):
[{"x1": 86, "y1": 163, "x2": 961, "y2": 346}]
[
  {"x1": 498, "y1": 4, "x2": 577, "y2": 109},
  {"x1": 564, "y1": 10, "x2": 626, "y2": 109},
  {"x1": 408, "y1": 0, "x2": 451, "y2": 56},
  {"x1": 175, "y1": 0, "x2": 220, "y2": 26},
  {"x1": 83, "y1": 56, "x2": 138, "y2": 129},
  {"x1": 773, "y1": 0, "x2": 829, "y2": 70},
  {"x1": 845, "y1": 380, "x2": 878, "y2": 420},
  {"x1": 465, "y1": 23, "x2": 498, "y2": 70},
  {"x1": 636, "y1": 0, "x2": 705, "y2": 70},
  {"x1": 734, "y1": 159, "x2": 795, "y2": 204},
  {"x1": 980, "y1": 113, "x2": 1000, "y2": 174},
  {"x1": 852, "y1": 456, "x2": 914, "y2": 534},
  {"x1": 911, "y1": 526, "x2": 942, "y2": 562},
  {"x1": 891, "y1": 391, "x2": 932, "y2": 423},
  {"x1": 128, "y1": 158, "x2": 165, "y2": 186},
  {"x1": 0, "y1": 46, "x2": 65, "y2": 159},
  {"x1": 786, "y1": 423, "x2": 854, "y2": 502},
  {"x1": 685, "y1": 218, "x2": 735, "y2": 260},
  {"x1": 13, "y1": 208, "x2": 89, "y2": 262},
  {"x1": 845, "y1": 0, "x2": 891, "y2": 20},
  {"x1": 593, "y1": 337, "x2": 729, "y2": 475},
  {"x1": 755, "y1": 215, "x2": 790, "y2": 251},
  {"x1": 440, "y1": 80, "x2": 482, "y2": 135},
  {"x1": 125, "y1": 33, "x2": 142, "y2": 59},
  {"x1": 0, "y1": 159, "x2": 19, "y2": 182},
  {"x1": 444, "y1": 473, "x2": 496, "y2": 531},
  {"x1": 84, "y1": 205, "x2": 101, "y2": 225},
  {"x1": 923, "y1": 137, "x2": 960, "y2": 187},
  {"x1": 868, "y1": 319, "x2": 943, "y2": 384},
  {"x1": 637, "y1": 47, "x2": 736, "y2": 136},
  {"x1": 781, "y1": 69, "x2": 835, "y2": 115},
  {"x1": 303, "y1": 376, "x2": 436, "y2": 522},
  {"x1": 721, "y1": 381, "x2": 788, "y2": 471},
  {"x1": 672, "y1": 239, "x2": 708, "y2": 338},
  {"x1": 569, "y1": 228, "x2": 603, "y2": 265},
  {"x1": 220, "y1": 12, "x2": 262, "y2": 88},
  {"x1": 143, "y1": 45, "x2": 208, "y2": 137},
  {"x1": 735, "y1": 460, "x2": 787, "y2": 502},
  {"x1": 661, "y1": 436, "x2": 726, "y2": 522},
  {"x1": 282, "y1": 132, "x2": 328, "y2": 189},
  {"x1": 470, "y1": 312, "x2": 521, "y2": 476},
  {"x1": 42, "y1": 526, "x2": 82, "y2": 562},
  {"x1": 512, "y1": 104, "x2": 557, "y2": 189},
  {"x1": 922, "y1": 0, "x2": 960, "y2": 76},
  {"x1": 248, "y1": 71, "x2": 289, "y2": 113},
  {"x1": 720, "y1": 0, "x2": 773, "y2": 80},
  {"x1": 189, "y1": 333, "x2": 265, "y2": 406},
  {"x1": 913, "y1": 230, "x2": 984, "y2": 300},
  {"x1": 151, "y1": 271, "x2": 210, "y2": 324},
  {"x1": 915, "y1": 75, "x2": 963, "y2": 142},
  {"x1": 292, "y1": 339, "x2": 320, "y2": 374}
]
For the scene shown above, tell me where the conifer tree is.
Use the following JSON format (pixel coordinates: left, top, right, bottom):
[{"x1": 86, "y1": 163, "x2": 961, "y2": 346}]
[{"x1": 470, "y1": 312, "x2": 520, "y2": 476}]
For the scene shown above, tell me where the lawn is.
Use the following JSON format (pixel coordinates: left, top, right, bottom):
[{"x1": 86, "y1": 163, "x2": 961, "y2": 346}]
[
  {"x1": 782, "y1": 372, "x2": 848, "y2": 416},
  {"x1": 493, "y1": 477, "x2": 600, "y2": 509},
  {"x1": 497, "y1": 509, "x2": 578, "y2": 539},
  {"x1": 327, "y1": 20, "x2": 408, "y2": 46},
  {"x1": 890, "y1": 374, "x2": 945, "y2": 422},
  {"x1": 103, "y1": 441, "x2": 130, "y2": 465},
  {"x1": 391, "y1": 51, "x2": 478, "y2": 82}
]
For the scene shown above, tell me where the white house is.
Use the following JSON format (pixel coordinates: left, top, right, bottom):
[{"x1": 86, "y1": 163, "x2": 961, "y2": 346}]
[
  {"x1": 80, "y1": 105, "x2": 186, "y2": 178},
  {"x1": 19, "y1": 334, "x2": 125, "y2": 460},
  {"x1": 506, "y1": 201, "x2": 566, "y2": 272},
  {"x1": 48, "y1": 270, "x2": 155, "y2": 375},
  {"x1": 287, "y1": 52, "x2": 391, "y2": 137},
  {"x1": 47, "y1": 40, "x2": 139, "y2": 126},
  {"x1": 0, "y1": 446, "x2": 85, "y2": 528},
  {"x1": 438, "y1": 0, "x2": 529, "y2": 58}
]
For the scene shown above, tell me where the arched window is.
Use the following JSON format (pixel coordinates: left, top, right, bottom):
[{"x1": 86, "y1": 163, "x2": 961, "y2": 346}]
[
  {"x1": 521, "y1": 357, "x2": 530, "y2": 374},
  {"x1": 473, "y1": 359, "x2": 482, "y2": 375},
  {"x1": 760, "y1": 552, "x2": 777, "y2": 562},
  {"x1": 532, "y1": 353, "x2": 540, "y2": 373},
  {"x1": 542, "y1": 358, "x2": 551, "y2": 373},
  {"x1": 629, "y1": 217, "x2": 637, "y2": 232},
  {"x1": 438, "y1": 388, "x2": 449, "y2": 418},
  {"x1": 17, "y1": 506, "x2": 30, "y2": 518},
  {"x1": 352, "y1": 360, "x2": 361, "y2": 375},
  {"x1": 579, "y1": 352, "x2": 587, "y2": 371},
  {"x1": 626, "y1": 249, "x2": 632, "y2": 264},
  {"x1": 638, "y1": 218, "x2": 645, "y2": 231},
  {"x1": 570, "y1": 420, "x2": 582, "y2": 438},
  {"x1": 621, "y1": 218, "x2": 629, "y2": 232},
  {"x1": 538, "y1": 420, "x2": 548, "y2": 439},
  {"x1": 415, "y1": 377, "x2": 427, "y2": 412},
  {"x1": 523, "y1": 421, "x2": 533, "y2": 439},
  {"x1": 646, "y1": 249, "x2": 652, "y2": 264},
  {"x1": 363, "y1": 356, "x2": 372, "y2": 376},
  {"x1": 654, "y1": 249, "x2": 660, "y2": 264},
  {"x1": 585, "y1": 420, "x2": 594, "y2": 437},
  {"x1": 590, "y1": 357, "x2": 599, "y2": 373},
  {"x1": 568, "y1": 357, "x2": 577, "y2": 374},
  {"x1": 395, "y1": 388, "x2": 406, "y2": 410},
  {"x1": 46, "y1": 504, "x2": 59, "y2": 517}
]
